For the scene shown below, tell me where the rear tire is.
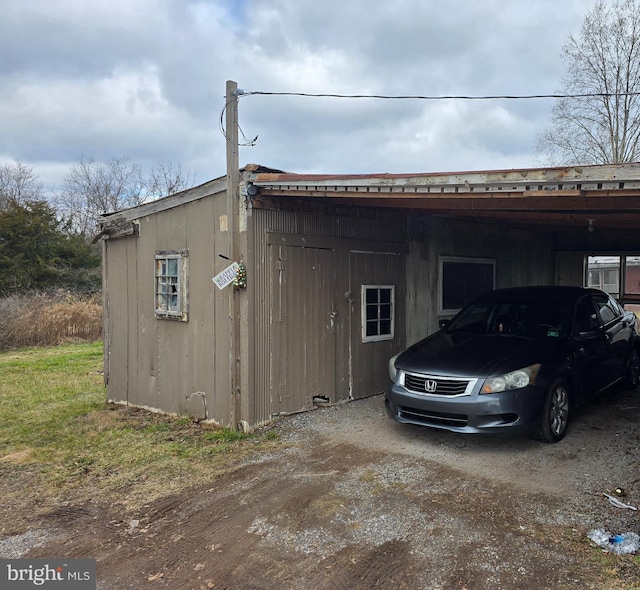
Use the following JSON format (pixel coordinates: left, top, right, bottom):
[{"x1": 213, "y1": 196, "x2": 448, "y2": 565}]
[
  {"x1": 535, "y1": 379, "x2": 570, "y2": 443},
  {"x1": 624, "y1": 347, "x2": 639, "y2": 390}
]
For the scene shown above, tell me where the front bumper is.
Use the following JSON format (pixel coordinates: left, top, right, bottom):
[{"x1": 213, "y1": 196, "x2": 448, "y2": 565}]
[{"x1": 385, "y1": 379, "x2": 546, "y2": 434}]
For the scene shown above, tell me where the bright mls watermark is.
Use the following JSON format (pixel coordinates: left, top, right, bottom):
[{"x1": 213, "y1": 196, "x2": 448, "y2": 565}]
[{"x1": 1, "y1": 559, "x2": 95, "y2": 589}]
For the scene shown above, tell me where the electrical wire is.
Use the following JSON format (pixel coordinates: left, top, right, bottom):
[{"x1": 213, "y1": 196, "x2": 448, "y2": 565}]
[
  {"x1": 237, "y1": 90, "x2": 640, "y2": 100},
  {"x1": 219, "y1": 88, "x2": 640, "y2": 146},
  {"x1": 218, "y1": 95, "x2": 258, "y2": 147}
]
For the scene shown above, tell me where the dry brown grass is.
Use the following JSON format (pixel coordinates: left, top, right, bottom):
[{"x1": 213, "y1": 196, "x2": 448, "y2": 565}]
[{"x1": 0, "y1": 291, "x2": 102, "y2": 351}]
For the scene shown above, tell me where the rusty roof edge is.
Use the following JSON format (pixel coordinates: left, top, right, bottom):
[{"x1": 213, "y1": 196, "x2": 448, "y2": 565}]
[{"x1": 249, "y1": 162, "x2": 640, "y2": 189}]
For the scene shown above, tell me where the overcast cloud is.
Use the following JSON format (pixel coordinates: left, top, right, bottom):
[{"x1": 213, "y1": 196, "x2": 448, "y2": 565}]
[{"x1": 0, "y1": 0, "x2": 593, "y2": 191}]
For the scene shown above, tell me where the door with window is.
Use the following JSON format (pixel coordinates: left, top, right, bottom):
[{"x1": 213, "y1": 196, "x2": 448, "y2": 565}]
[{"x1": 349, "y1": 251, "x2": 405, "y2": 399}]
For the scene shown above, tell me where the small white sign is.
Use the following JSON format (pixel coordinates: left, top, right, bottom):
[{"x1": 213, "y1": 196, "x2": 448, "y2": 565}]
[{"x1": 213, "y1": 262, "x2": 240, "y2": 290}]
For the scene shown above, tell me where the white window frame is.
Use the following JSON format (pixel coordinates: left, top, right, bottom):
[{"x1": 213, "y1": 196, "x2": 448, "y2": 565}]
[
  {"x1": 361, "y1": 285, "x2": 395, "y2": 342},
  {"x1": 439, "y1": 256, "x2": 495, "y2": 316},
  {"x1": 155, "y1": 250, "x2": 189, "y2": 321}
]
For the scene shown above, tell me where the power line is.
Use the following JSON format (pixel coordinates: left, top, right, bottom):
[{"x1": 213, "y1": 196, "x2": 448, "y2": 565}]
[
  {"x1": 220, "y1": 88, "x2": 640, "y2": 146},
  {"x1": 237, "y1": 89, "x2": 640, "y2": 100}
]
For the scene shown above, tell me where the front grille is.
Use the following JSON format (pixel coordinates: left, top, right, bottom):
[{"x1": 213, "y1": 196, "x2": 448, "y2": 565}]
[
  {"x1": 404, "y1": 373, "x2": 471, "y2": 396},
  {"x1": 399, "y1": 406, "x2": 468, "y2": 427}
]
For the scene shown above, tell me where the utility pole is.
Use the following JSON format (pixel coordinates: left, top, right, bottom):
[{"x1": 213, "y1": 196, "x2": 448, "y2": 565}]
[{"x1": 225, "y1": 80, "x2": 242, "y2": 429}]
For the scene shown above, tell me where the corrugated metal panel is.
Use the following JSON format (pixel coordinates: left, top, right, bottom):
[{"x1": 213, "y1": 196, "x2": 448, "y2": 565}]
[
  {"x1": 254, "y1": 208, "x2": 404, "y2": 242},
  {"x1": 349, "y1": 251, "x2": 405, "y2": 398},
  {"x1": 133, "y1": 216, "x2": 157, "y2": 409},
  {"x1": 104, "y1": 237, "x2": 133, "y2": 404},
  {"x1": 249, "y1": 207, "x2": 407, "y2": 423},
  {"x1": 404, "y1": 216, "x2": 557, "y2": 345},
  {"x1": 270, "y1": 245, "x2": 337, "y2": 414},
  {"x1": 105, "y1": 193, "x2": 235, "y2": 426},
  {"x1": 247, "y1": 207, "x2": 270, "y2": 425}
]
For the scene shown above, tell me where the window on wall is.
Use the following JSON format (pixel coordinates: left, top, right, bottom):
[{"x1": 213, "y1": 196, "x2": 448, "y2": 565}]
[
  {"x1": 362, "y1": 285, "x2": 395, "y2": 342},
  {"x1": 586, "y1": 256, "x2": 620, "y2": 298},
  {"x1": 155, "y1": 250, "x2": 188, "y2": 321},
  {"x1": 440, "y1": 256, "x2": 495, "y2": 315}
]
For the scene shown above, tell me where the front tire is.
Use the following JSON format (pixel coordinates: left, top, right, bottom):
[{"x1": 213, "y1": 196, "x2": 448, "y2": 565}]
[{"x1": 535, "y1": 379, "x2": 570, "y2": 443}]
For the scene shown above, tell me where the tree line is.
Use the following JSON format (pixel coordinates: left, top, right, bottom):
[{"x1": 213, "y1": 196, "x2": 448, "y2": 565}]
[{"x1": 0, "y1": 157, "x2": 194, "y2": 296}]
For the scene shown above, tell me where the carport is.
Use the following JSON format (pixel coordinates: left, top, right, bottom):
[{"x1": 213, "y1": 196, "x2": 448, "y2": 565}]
[{"x1": 249, "y1": 162, "x2": 640, "y2": 311}]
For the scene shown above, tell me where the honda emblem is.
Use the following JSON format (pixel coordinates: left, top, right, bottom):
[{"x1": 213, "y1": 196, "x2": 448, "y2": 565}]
[{"x1": 425, "y1": 379, "x2": 437, "y2": 393}]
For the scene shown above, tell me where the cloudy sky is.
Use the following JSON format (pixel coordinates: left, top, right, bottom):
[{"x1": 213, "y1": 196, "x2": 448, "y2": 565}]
[{"x1": 1, "y1": 0, "x2": 594, "y2": 192}]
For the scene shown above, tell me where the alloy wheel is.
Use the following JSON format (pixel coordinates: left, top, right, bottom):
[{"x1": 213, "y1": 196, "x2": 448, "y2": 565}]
[{"x1": 549, "y1": 384, "x2": 569, "y2": 436}]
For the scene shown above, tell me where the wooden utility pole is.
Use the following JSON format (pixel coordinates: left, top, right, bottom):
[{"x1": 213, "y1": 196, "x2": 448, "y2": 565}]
[{"x1": 225, "y1": 80, "x2": 242, "y2": 429}]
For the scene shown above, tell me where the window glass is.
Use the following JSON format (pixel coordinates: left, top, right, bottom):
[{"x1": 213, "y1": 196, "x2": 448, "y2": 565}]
[
  {"x1": 440, "y1": 257, "x2": 495, "y2": 314},
  {"x1": 625, "y1": 256, "x2": 640, "y2": 295},
  {"x1": 586, "y1": 256, "x2": 620, "y2": 298},
  {"x1": 155, "y1": 251, "x2": 188, "y2": 320},
  {"x1": 448, "y1": 296, "x2": 569, "y2": 337},
  {"x1": 361, "y1": 285, "x2": 395, "y2": 342},
  {"x1": 574, "y1": 298, "x2": 600, "y2": 333},
  {"x1": 592, "y1": 293, "x2": 621, "y2": 325}
]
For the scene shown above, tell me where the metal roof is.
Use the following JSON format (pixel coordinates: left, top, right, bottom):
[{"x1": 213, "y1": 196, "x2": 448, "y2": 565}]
[{"x1": 248, "y1": 162, "x2": 640, "y2": 232}]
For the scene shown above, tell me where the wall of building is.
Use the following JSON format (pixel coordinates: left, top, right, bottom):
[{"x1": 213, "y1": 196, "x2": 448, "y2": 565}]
[
  {"x1": 103, "y1": 191, "x2": 236, "y2": 426},
  {"x1": 404, "y1": 216, "x2": 557, "y2": 346},
  {"x1": 103, "y1": 195, "x2": 568, "y2": 428},
  {"x1": 247, "y1": 206, "x2": 407, "y2": 425}
]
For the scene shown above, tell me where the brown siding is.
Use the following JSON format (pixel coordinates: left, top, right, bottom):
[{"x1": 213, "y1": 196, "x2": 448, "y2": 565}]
[
  {"x1": 103, "y1": 237, "x2": 135, "y2": 404},
  {"x1": 349, "y1": 251, "x2": 405, "y2": 398},
  {"x1": 405, "y1": 216, "x2": 557, "y2": 346},
  {"x1": 104, "y1": 191, "x2": 235, "y2": 426},
  {"x1": 248, "y1": 207, "x2": 406, "y2": 424}
]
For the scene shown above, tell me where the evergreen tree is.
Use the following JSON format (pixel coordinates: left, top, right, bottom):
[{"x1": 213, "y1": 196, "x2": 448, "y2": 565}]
[{"x1": 0, "y1": 199, "x2": 101, "y2": 295}]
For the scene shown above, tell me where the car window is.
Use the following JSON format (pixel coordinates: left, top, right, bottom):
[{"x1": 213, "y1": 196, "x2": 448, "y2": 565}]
[
  {"x1": 448, "y1": 298, "x2": 568, "y2": 337},
  {"x1": 449, "y1": 303, "x2": 492, "y2": 333},
  {"x1": 574, "y1": 298, "x2": 600, "y2": 332},
  {"x1": 593, "y1": 292, "x2": 622, "y2": 325}
]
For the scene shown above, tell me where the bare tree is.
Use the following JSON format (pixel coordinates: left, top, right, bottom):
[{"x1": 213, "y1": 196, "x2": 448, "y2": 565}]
[
  {"x1": 57, "y1": 156, "x2": 195, "y2": 236},
  {"x1": 537, "y1": 0, "x2": 640, "y2": 165},
  {"x1": 0, "y1": 160, "x2": 44, "y2": 210},
  {"x1": 146, "y1": 161, "x2": 195, "y2": 200},
  {"x1": 58, "y1": 157, "x2": 140, "y2": 236}
]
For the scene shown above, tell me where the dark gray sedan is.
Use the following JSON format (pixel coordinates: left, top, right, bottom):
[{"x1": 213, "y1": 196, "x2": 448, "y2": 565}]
[{"x1": 386, "y1": 286, "x2": 640, "y2": 442}]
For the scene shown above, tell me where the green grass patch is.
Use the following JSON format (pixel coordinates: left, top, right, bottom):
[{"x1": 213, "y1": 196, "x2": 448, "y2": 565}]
[{"x1": 0, "y1": 342, "x2": 281, "y2": 515}]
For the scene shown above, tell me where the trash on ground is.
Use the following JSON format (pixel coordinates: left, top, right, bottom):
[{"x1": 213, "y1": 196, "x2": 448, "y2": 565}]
[
  {"x1": 603, "y1": 492, "x2": 638, "y2": 511},
  {"x1": 588, "y1": 529, "x2": 640, "y2": 555}
]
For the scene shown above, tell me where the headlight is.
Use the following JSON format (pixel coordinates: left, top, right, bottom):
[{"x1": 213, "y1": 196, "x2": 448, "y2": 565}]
[
  {"x1": 388, "y1": 353, "x2": 401, "y2": 382},
  {"x1": 481, "y1": 364, "x2": 540, "y2": 394}
]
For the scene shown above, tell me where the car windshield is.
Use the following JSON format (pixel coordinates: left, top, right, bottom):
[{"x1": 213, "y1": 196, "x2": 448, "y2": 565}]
[{"x1": 447, "y1": 296, "x2": 570, "y2": 338}]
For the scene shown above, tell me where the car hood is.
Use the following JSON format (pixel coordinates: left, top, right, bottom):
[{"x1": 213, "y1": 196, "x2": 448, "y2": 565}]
[{"x1": 396, "y1": 331, "x2": 558, "y2": 378}]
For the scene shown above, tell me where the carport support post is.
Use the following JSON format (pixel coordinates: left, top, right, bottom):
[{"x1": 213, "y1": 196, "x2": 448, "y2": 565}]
[{"x1": 225, "y1": 80, "x2": 243, "y2": 430}]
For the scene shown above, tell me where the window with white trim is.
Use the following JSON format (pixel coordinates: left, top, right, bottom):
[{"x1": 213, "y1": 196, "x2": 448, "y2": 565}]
[
  {"x1": 155, "y1": 250, "x2": 188, "y2": 321},
  {"x1": 361, "y1": 285, "x2": 395, "y2": 342},
  {"x1": 440, "y1": 256, "x2": 495, "y2": 315}
]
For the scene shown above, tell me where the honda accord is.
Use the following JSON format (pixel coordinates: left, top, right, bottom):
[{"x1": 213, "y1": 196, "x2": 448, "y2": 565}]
[{"x1": 386, "y1": 286, "x2": 640, "y2": 442}]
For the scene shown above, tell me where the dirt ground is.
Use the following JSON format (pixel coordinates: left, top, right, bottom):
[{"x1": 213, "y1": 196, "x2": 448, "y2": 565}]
[{"x1": 3, "y1": 386, "x2": 640, "y2": 590}]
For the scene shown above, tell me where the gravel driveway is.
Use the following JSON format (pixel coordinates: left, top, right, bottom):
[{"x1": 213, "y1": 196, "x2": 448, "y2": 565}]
[{"x1": 3, "y1": 385, "x2": 640, "y2": 589}]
